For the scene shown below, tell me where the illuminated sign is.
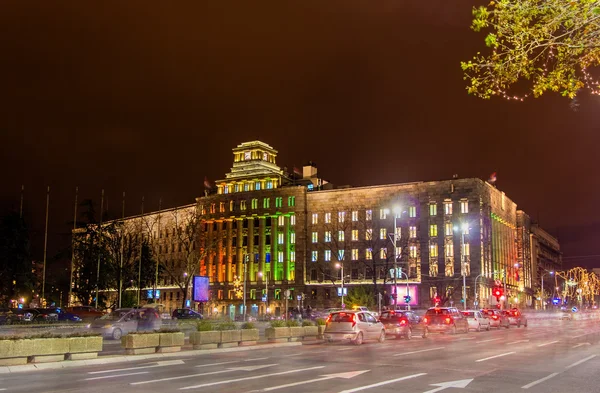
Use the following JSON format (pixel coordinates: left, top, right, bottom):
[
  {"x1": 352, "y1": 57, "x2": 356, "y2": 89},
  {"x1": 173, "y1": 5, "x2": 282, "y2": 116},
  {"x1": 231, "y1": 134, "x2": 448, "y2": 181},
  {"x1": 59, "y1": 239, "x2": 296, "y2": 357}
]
[
  {"x1": 192, "y1": 276, "x2": 210, "y2": 302},
  {"x1": 146, "y1": 289, "x2": 160, "y2": 299}
]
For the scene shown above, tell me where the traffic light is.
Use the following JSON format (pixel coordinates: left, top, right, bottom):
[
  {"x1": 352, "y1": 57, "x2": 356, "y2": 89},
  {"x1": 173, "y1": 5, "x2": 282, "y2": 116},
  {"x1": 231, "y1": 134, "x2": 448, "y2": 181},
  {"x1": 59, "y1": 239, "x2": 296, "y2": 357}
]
[
  {"x1": 404, "y1": 295, "x2": 411, "y2": 303},
  {"x1": 433, "y1": 296, "x2": 441, "y2": 304},
  {"x1": 493, "y1": 287, "x2": 503, "y2": 300}
]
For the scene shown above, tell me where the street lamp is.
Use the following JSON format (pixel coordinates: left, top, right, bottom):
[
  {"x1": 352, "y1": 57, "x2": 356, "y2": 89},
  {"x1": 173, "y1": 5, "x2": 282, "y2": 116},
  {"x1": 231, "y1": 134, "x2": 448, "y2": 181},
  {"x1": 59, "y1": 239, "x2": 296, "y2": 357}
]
[
  {"x1": 259, "y1": 271, "x2": 268, "y2": 315},
  {"x1": 454, "y1": 223, "x2": 469, "y2": 310},
  {"x1": 335, "y1": 263, "x2": 345, "y2": 309},
  {"x1": 541, "y1": 270, "x2": 554, "y2": 310},
  {"x1": 384, "y1": 206, "x2": 402, "y2": 307}
]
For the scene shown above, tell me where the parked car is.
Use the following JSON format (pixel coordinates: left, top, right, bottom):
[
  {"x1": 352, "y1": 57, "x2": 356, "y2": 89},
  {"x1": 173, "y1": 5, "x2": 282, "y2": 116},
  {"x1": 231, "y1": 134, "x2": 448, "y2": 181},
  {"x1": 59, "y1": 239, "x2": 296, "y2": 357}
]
[
  {"x1": 0, "y1": 309, "x2": 17, "y2": 325},
  {"x1": 323, "y1": 310, "x2": 385, "y2": 345},
  {"x1": 504, "y1": 308, "x2": 528, "y2": 327},
  {"x1": 378, "y1": 309, "x2": 424, "y2": 339},
  {"x1": 65, "y1": 306, "x2": 105, "y2": 320},
  {"x1": 422, "y1": 307, "x2": 469, "y2": 337},
  {"x1": 172, "y1": 308, "x2": 203, "y2": 320},
  {"x1": 90, "y1": 308, "x2": 161, "y2": 340},
  {"x1": 41, "y1": 308, "x2": 82, "y2": 322},
  {"x1": 11, "y1": 308, "x2": 39, "y2": 322},
  {"x1": 462, "y1": 310, "x2": 491, "y2": 331},
  {"x1": 481, "y1": 309, "x2": 510, "y2": 329}
]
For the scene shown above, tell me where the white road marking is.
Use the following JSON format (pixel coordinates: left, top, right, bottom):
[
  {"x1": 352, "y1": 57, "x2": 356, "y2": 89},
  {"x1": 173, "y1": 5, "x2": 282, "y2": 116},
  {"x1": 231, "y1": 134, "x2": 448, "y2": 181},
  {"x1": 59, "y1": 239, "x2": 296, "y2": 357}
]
[
  {"x1": 475, "y1": 338, "x2": 501, "y2": 344},
  {"x1": 507, "y1": 340, "x2": 529, "y2": 345},
  {"x1": 393, "y1": 347, "x2": 445, "y2": 357},
  {"x1": 572, "y1": 343, "x2": 591, "y2": 349},
  {"x1": 245, "y1": 357, "x2": 270, "y2": 361},
  {"x1": 132, "y1": 369, "x2": 241, "y2": 385},
  {"x1": 565, "y1": 355, "x2": 597, "y2": 369},
  {"x1": 88, "y1": 359, "x2": 184, "y2": 374},
  {"x1": 571, "y1": 333, "x2": 589, "y2": 339},
  {"x1": 257, "y1": 370, "x2": 370, "y2": 391},
  {"x1": 282, "y1": 352, "x2": 305, "y2": 357},
  {"x1": 179, "y1": 366, "x2": 325, "y2": 389},
  {"x1": 423, "y1": 378, "x2": 473, "y2": 393},
  {"x1": 84, "y1": 371, "x2": 149, "y2": 381},
  {"x1": 337, "y1": 373, "x2": 427, "y2": 393},
  {"x1": 195, "y1": 361, "x2": 240, "y2": 368},
  {"x1": 537, "y1": 341, "x2": 559, "y2": 347},
  {"x1": 521, "y1": 372, "x2": 559, "y2": 389},
  {"x1": 337, "y1": 347, "x2": 354, "y2": 351},
  {"x1": 457, "y1": 337, "x2": 476, "y2": 340},
  {"x1": 311, "y1": 350, "x2": 329, "y2": 354},
  {"x1": 475, "y1": 352, "x2": 516, "y2": 362}
]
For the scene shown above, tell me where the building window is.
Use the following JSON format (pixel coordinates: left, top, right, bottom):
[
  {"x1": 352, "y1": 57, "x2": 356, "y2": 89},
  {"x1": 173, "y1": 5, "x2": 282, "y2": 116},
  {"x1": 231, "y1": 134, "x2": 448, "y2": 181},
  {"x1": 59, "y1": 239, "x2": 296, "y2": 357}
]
[
  {"x1": 380, "y1": 228, "x2": 387, "y2": 240},
  {"x1": 255, "y1": 181, "x2": 261, "y2": 191},
  {"x1": 396, "y1": 246, "x2": 402, "y2": 256},
  {"x1": 312, "y1": 213, "x2": 318, "y2": 225},
  {"x1": 409, "y1": 206, "x2": 417, "y2": 218},
  {"x1": 266, "y1": 181, "x2": 273, "y2": 189},
  {"x1": 278, "y1": 251, "x2": 284, "y2": 262},
  {"x1": 462, "y1": 225, "x2": 470, "y2": 235},
  {"x1": 264, "y1": 198, "x2": 270, "y2": 208},
  {"x1": 366, "y1": 249, "x2": 373, "y2": 260},
  {"x1": 395, "y1": 227, "x2": 401, "y2": 238},
  {"x1": 352, "y1": 211, "x2": 358, "y2": 222},
  {"x1": 460, "y1": 200, "x2": 469, "y2": 214},
  {"x1": 244, "y1": 183, "x2": 250, "y2": 191},
  {"x1": 290, "y1": 232, "x2": 296, "y2": 244},
  {"x1": 325, "y1": 250, "x2": 331, "y2": 261},
  {"x1": 445, "y1": 243, "x2": 454, "y2": 257},
  {"x1": 428, "y1": 224, "x2": 437, "y2": 237},
  {"x1": 338, "y1": 230, "x2": 345, "y2": 241},
  {"x1": 210, "y1": 203, "x2": 216, "y2": 213},
  {"x1": 409, "y1": 226, "x2": 417, "y2": 238},
  {"x1": 351, "y1": 229, "x2": 358, "y2": 241},
  {"x1": 219, "y1": 202, "x2": 225, "y2": 213},
  {"x1": 352, "y1": 249, "x2": 358, "y2": 260},
  {"x1": 366, "y1": 228, "x2": 373, "y2": 240},
  {"x1": 200, "y1": 205, "x2": 206, "y2": 215},
  {"x1": 409, "y1": 245, "x2": 417, "y2": 258},
  {"x1": 275, "y1": 197, "x2": 283, "y2": 208},
  {"x1": 224, "y1": 185, "x2": 229, "y2": 194},
  {"x1": 338, "y1": 211, "x2": 346, "y2": 223},
  {"x1": 338, "y1": 250, "x2": 345, "y2": 260},
  {"x1": 234, "y1": 184, "x2": 239, "y2": 192},
  {"x1": 445, "y1": 223, "x2": 453, "y2": 236},
  {"x1": 365, "y1": 209, "x2": 372, "y2": 221},
  {"x1": 278, "y1": 233, "x2": 284, "y2": 244},
  {"x1": 380, "y1": 209, "x2": 387, "y2": 220},
  {"x1": 430, "y1": 203, "x2": 437, "y2": 216},
  {"x1": 251, "y1": 199, "x2": 258, "y2": 209},
  {"x1": 380, "y1": 248, "x2": 386, "y2": 259},
  {"x1": 325, "y1": 231, "x2": 332, "y2": 242},
  {"x1": 312, "y1": 232, "x2": 318, "y2": 243},
  {"x1": 290, "y1": 214, "x2": 296, "y2": 226},
  {"x1": 290, "y1": 251, "x2": 296, "y2": 262},
  {"x1": 288, "y1": 196, "x2": 295, "y2": 206},
  {"x1": 240, "y1": 200, "x2": 247, "y2": 210},
  {"x1": 311, "y1": 251, "x2": 318, "y2": 262},
  {"x1": 430, "y1": 244, "x2": 438, "y2": 257},
  {"x1": 325, "y1": 212, "x2": 332, "y2": 223},
  {"x1": 462, "y1": 243, "x2": 470, "y2": 256},
  {"x1": 229, "y1": 200, "x2": 235, "y2": 211},
  {"x1": 444, "y1": 201, "x2": 453, "y2": 215},
  {"x1": 278, "y1": 215, "x2": 285, "y2": 226}
]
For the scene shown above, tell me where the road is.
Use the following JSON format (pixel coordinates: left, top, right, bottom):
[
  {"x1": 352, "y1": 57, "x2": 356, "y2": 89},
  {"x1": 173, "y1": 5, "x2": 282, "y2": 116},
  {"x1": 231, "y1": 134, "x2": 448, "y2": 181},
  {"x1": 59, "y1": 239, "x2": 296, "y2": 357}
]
[{"x1": 1, "y1": 319, "x2": 600, "y2": 392}]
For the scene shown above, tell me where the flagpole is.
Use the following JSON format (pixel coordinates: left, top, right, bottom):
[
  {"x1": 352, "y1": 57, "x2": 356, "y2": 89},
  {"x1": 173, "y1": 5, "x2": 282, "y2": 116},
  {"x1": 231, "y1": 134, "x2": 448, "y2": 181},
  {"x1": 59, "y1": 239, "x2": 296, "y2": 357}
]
[
  {"x1": 118, "y1": 191, "x2": 125, "y2": 308},
  {"x1": 68, "y1": 186, "x2": 78, "y2": 307},
  {"x1": 41, "y1": 186, "x2": 50, "y2": 307},
  {"x1": 95, "y1": 189, "x2": 104, "y2": 309},
  {"x1": 137, "y1": 196, "x2": 144, "y2": 305}
]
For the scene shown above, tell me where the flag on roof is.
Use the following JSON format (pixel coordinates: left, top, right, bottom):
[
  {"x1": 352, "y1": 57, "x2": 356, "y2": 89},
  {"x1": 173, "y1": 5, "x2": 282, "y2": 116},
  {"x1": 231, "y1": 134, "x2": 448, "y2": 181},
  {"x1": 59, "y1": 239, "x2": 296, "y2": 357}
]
[
  {"x1": 293, "y1": 166, "x2": 302, "y2": 175},
  {"x1": 204, "y1": 176, "x2": 211, "y2": 189},
  {"x1": 488, "y1": 172, "x2": 497, "y2": 184}
]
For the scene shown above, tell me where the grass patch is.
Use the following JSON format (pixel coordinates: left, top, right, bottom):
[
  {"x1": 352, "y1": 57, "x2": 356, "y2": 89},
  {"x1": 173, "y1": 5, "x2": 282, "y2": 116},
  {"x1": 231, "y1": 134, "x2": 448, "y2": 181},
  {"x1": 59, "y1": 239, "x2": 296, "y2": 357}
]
[
  {"x1": 241, "y1": 322, "x2": 255, "y2": 330},
  {"x1": 215, "y1": 322, "x2": 237, "y2": 331},
  {"x1": 302, "y1": 320, "x2": 315, "y2": 327},
  {"x1": 286, "y1": 320, "x2": 300, "y2": 327},
  {"x1": 196, "y1": 321, "x2": 214, "y2": 331},
  {"x1": 315, "y1": 318, "x2": 326, "y2": 325},
  {"x1": 269, "y1": 320, "x2": 287, "y2": 328}
]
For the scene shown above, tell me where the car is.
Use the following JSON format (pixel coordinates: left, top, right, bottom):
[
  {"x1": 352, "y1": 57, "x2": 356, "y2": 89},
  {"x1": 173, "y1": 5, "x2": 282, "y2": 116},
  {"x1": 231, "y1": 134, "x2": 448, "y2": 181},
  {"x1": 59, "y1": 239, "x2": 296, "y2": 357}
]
[
  {"x1": 65, "y1": 306, "x2": 105, "y2": 320},
  {"x1": 90, "y1": 308, "x2": 161, "y2": 340},
  {"x1": 172, "y1": 308, "x2": 203, "y2": 320},
  {"x1": 352, "y1": 306, "x2": 378, "y2": 317},
  {"x1": 11, "y1": 308, "x2": 39, "y2": 323},
  {"x1": 378, "y1": 309, "x2": 424, "y2": 339},
  {"x1": 504, "y1": 308, "x2": 528, "y2": 327},
  {"x1": 422, "y1": 307, "x2": 469, "y2": 337},
  {"x1": 462, "y1": 310, "x2": 491, "y2": 331},
  {"x1": 481, "y1": 309, "x2": 510, "y2": 329},
  {"x1": 323, "y1": 310, "x2": 385, "y2": 345},
  {"x1": 38, "y1": 308, "x2": 82, "y2": 322},
  {"x1": 0, "y1": 309, "x2": 17, "y2": 325}
]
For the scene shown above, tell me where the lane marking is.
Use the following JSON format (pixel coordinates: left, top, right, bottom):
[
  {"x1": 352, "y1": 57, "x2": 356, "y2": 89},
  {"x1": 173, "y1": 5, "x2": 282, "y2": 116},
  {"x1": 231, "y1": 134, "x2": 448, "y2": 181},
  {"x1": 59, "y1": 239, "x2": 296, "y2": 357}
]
[
  {"x1": 84, "y1": 371, "x2": 149, "y2": 381},
  {"x1": 88, "y1": 359, "x2": 184, "y2": 374},
  {"x1": 246, "y1": 357, "x2": 270, "y2": 361},
  {"x1": 337, "y1": 373, "x2": 427, "y2": 393},
  {"x1": 311, "y1": 350, "x2": 329, "y2": 354},
  {"x1": 475, "y1": 352, "x2": 516, "y2": 362},
  {"x1": 572, "y1": 343, "x2": 591, "y2": 349},
  {"x1": 521, "y1": 372, "x2": 559, "y2": 389},
  {"x1": 457, "y1": 337, "x2": 476, "y2": 340},
  {"x1": 282, "y1": 353, "x2": 305, "y2": 357},
  {"x1": 179, "y1": 366, "x2": 325, "y2": 390},
  {"x1": 132, "y1": 369, "x2": 237, "y2": 385},
  {"x1": 393, "y1": 347, "x2": 445, "y2": 357},
  {"x1": 507, "y1": 340, "x2": 529, "y2": 345},
  {"x1": 571, "y1": 333, "x2": 589, "y2": 339},
  {"x1": 258, "y1": 370, "x2": 370, "y2": 392},
  {"x1": 537, "y1": 341, "x2": 559, "y2": 347},
  {"x1": 195, "y1": 361, "x2": 240, "y2": 368},
  {"x1": 565, "y1": 354, "x2": 597, "y2": 369},
  {"x1": 337, "y1": 347, "x2": 354, "y2": 351},
  {"x1": 475, "y1": 338, "x2": 502, "y2": 344}
]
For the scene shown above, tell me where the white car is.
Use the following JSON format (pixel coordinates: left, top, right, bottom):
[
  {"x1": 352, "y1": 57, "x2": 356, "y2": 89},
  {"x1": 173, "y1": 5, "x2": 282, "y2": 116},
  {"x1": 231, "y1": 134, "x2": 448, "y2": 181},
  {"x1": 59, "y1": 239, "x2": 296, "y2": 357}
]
[
  {"x1": 462, "y1": 310, "x2": 491, "y2": 331},
  {"x1": 324, "y1": 311, "x2": 385, "y2": 345}
]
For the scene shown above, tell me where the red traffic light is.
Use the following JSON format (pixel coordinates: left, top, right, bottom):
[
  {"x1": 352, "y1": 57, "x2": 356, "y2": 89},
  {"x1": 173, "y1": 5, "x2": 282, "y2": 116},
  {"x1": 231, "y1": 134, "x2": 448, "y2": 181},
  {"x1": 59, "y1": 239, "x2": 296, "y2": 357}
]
[{"x1": 493, "y1": 288, "x2": 503, "y2": 297}]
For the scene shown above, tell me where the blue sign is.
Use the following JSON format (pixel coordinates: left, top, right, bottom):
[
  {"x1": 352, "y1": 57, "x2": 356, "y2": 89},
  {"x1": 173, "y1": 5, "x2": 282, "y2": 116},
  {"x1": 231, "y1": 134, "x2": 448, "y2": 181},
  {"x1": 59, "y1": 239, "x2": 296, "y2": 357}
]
[
  {"x1": 337, "y1": 287, "x2": 348, "y2": 297},
  {"x1": 552, "y1": 298, "x2": 560, "y2": 305},
  {"x1": 146, "y1": 289, "x2": 160, "y2": 299},
  {"x1": 572, "y1": 306, "x2": 578, "y2": 313},
  {"x1": 192, "y1": 276, "x2": 210, "y2": 302},
  {"x1": 261, "y1": 295, "x2": 267, "y2": 302},
  {"x1": 186, "y1": 300, "x2": 191, "y2": 308}
]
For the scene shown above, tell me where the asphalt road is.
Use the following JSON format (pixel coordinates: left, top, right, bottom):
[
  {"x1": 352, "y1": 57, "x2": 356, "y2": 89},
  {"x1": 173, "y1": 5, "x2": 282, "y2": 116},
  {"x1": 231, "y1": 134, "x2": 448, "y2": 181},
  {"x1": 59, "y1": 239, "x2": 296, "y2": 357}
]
[{"x1": 2, "y1": 320, "x2": 600, "y2": 393}]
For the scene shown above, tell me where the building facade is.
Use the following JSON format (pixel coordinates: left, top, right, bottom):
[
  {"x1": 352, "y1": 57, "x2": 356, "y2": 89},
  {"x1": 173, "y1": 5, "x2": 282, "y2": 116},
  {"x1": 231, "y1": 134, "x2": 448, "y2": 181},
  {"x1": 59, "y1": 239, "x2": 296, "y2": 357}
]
[{"x1": 86, "y1": 140, "x2": 557, "y2": 314}]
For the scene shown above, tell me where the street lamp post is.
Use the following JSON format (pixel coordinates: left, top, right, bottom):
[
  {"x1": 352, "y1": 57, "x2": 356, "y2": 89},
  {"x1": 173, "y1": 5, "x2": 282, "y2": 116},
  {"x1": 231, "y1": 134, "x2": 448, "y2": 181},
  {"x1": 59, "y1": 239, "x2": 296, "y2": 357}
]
[
  {"x1": 259, "y1": 271, "x2": 268, "y2": 315},
  {"x1": 335, "y1": 263, "x2": 345, "y2": 309},
  {"x1": 541, "y1": 270, "x2": 554, "y2": 310}
]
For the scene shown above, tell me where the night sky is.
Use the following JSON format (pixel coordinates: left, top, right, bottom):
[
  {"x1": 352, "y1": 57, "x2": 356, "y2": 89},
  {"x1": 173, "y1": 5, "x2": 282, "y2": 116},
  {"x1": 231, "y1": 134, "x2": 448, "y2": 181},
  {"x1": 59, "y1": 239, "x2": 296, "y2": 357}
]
[{"x1": 1, "y1": 2, "x2": 598, "y2": 268}]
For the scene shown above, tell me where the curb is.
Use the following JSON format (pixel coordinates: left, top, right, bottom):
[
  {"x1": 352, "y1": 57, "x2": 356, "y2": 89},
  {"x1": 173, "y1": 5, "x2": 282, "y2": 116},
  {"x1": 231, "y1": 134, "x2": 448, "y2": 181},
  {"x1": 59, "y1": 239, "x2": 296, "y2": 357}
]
[{"x1": 0, "y1": 342, "x2": 302, "y2": 374}]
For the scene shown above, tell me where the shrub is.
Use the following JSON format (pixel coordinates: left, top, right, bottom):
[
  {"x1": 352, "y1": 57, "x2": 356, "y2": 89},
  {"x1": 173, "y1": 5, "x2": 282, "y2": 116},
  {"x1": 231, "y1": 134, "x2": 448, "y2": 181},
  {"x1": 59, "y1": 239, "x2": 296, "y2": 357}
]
[
  {"x1": 196, "y1": 320, "x2": 214, "y2": 332},
  {"x1": 270, "y1": 320, "x2": 286, "y2": 328},
  {"x1": 286, "y1": 320, "x2": 300, "y2": 327},
  {"x1": 241, "y1": 322, "x2": 255, "y2": 330},
  {"x1": 215, "y1": 321, "x2": 237, "y2": 331},
  {"x1": 158, "y1": 327, "x2": 181, "y2": 333},
  {"x1": 302, "y1": 320, "x2": 315, "y2": 327},
  {"x1": 315, "y1": 318, "x2": 326, "y2": 326}
]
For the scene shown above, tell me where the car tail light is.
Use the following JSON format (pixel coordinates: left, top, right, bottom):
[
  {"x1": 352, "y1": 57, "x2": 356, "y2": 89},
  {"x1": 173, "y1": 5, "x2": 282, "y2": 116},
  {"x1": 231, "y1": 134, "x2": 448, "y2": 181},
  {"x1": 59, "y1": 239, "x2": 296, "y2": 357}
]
[
  {"x1": 492, "y1": 315, "x2": 499, "y2": 320},
  {"x1": 445, "y1": 317, "x2": 453, "y2": 324},
  {"x1": 351, "y1": 314, "x2": 357, "y2": 328},
  {"x1": 423, "y1": 317, "x2": 428, "y2": 324},
  {"x1": 325, "y1": 315, "x2": 332, "y2": 324},
  {"x1": 397, "y1": 319, "x2": 407, "y2": 327}
]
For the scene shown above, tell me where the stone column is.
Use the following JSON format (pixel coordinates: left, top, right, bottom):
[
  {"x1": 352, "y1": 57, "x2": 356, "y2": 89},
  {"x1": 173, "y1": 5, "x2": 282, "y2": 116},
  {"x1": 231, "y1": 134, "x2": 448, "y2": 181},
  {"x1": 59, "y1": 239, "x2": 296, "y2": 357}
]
[
  {"x1": 226, "y1": 220, "x2": 233, "y2": 282},
  {"x1": 236, "y1": 219, "x2": 243, "y2": 280},
  {"x1": 207, "y1": 221, "x2": 214, "y2": 283},
  {"x1": 259, "y1": 217, "x2": 266, "y2": 280},
  {"x1": 283, "y1": 215, "x2": 290, "y2": 281},
  {"x1": 216, "y1": 221, "x2": 224, "y2": 283},
  {"x1": 248, "y1": 218, "x2": 255, "y2": 281},
  {"x1": 271, "y1": 217, "x2": 278, "y2": 281}
]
